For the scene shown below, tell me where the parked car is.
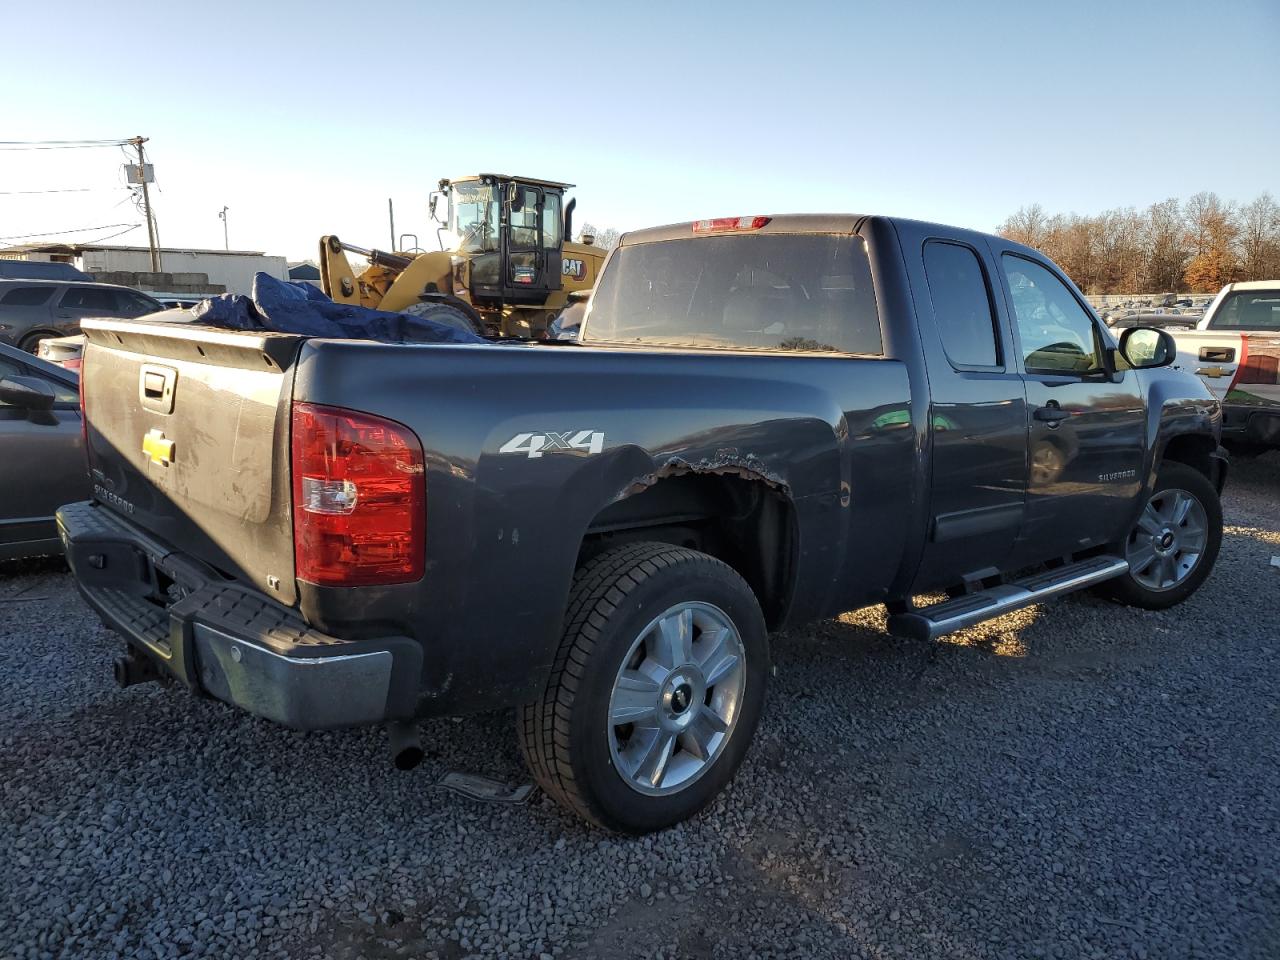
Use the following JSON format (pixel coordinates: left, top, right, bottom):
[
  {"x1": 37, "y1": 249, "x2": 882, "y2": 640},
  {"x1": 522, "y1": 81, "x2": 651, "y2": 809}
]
[
  {"x1": 35, "y1": 307, "x2": 196, "y2": 370},
  {"x1": 60, "y1": 214, "x2": 1226, "y2": 833},
  {"x1": 0, "y1": 342, "x2": 87, "y2": 560},
  {"x1": 36, "y1": 335, "x2": 86, "y2": 371},
  {"x1": 1106, "y1": 312, "x2": 1198, "y2": 331},
  {"x1": 1170, "y1": 280, "x2": 1280, "y2": 451},
  {"x1": 0, "y1": 279, "x2": 163, "y2": 353}
]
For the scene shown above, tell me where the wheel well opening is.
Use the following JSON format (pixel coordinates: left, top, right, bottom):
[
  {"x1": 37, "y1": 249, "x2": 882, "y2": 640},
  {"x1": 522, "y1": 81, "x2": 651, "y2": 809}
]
[
  {"x1": 579, "y1": 473, "x2": 796, "y2": 629},
  {"x1": 1161, "y1": 434, "x2": 1215, "y2": 478}
]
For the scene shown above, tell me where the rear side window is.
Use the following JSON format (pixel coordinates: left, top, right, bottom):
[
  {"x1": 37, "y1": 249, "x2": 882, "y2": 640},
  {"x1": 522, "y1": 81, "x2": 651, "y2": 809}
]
[
  {"x1": 584, "y1": 234, "x2": 881, "y2": 355},
  {"x1": 1208, "y1": 292, "x2": 1280, "y2": 330},
  {"x1": 922, "y1": 241, "x2": 999, "y2": 367},
  {"x1": 0, "y1": 286, "x2": 54, "y2": 307},
  {"x1": 60, "y1": 287, "x2": 118, "y2": 311},
  {"x1": 116, "y1": 290, "x2": 162, "y2": 316}
]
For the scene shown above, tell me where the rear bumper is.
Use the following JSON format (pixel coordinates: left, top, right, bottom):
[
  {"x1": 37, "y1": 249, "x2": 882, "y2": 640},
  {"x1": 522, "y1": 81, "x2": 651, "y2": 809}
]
[
  {"x1": 56, "y1": 500, "x2": 421, "y2": 730},
  {"x1": 1222, "y1": 404, "x2": 1280, "y2": 447}
]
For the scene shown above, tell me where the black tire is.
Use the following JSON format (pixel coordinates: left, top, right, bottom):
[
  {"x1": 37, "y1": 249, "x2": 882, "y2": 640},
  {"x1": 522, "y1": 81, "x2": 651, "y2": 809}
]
[
  {"x1": 1101, "y1": 462, "x2": 1222, "y2": 610},
  {"x1": 18, "y1": 331, "x2": 51, "y2": 354},
  {"x1": 402, "y1": 301, "x2": 485, "y2": 337},
  {"x1": 518, "y1": 541, "x2": 768, "y2": 834}
]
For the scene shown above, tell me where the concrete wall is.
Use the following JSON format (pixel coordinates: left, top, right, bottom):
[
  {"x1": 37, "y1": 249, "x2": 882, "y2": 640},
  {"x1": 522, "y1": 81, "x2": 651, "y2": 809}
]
[{"x1": 76, "y1": 249, "x2": 287, "y2": 296}]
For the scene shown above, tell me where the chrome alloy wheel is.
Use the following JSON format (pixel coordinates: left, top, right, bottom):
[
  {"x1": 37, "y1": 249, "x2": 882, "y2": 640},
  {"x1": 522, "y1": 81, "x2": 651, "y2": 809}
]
[
  {"x1": 1125, "y1": 487, "x2": 1209, "y2": 591},
  {"x1": 607, "y1": 601, "x2": 747, "y2": 796}
]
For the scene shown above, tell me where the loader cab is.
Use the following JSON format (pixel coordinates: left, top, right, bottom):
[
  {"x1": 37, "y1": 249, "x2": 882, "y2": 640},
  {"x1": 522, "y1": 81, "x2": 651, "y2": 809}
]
[{"x1": 440, "y1": 174, "x2": 568, "y2": 308}]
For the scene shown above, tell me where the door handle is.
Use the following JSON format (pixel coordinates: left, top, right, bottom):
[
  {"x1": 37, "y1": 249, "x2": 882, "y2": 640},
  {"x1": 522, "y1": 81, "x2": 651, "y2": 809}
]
[
  {"x1": 1033, "y1": 402, "x2": 1070, "y2": 426},
  {"x1": 1199, "y1": 347, "x2": 1234, "y2": 363}
]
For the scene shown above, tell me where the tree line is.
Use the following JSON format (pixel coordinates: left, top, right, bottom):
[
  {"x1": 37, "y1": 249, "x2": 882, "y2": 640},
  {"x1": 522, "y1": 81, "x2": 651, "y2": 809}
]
[{"x1": 998, "y1": 192, "x2": 1280, "y2": 294}]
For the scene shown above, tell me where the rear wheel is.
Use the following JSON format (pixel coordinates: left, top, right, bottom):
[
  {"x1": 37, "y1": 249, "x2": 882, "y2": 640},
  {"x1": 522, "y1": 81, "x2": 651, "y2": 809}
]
[
  {"x1": 519, "y1": 542, "x2": 768, "y2": 833},
  {"x1": 18, "y1": 331, "x2": 50, "y2": 354},
  {"x1": 401, "y1": 301, "x2": 484, "y2": 337},
  {"x1": 1103, "y1": 462, "x2": 1222, "y2": 610}
]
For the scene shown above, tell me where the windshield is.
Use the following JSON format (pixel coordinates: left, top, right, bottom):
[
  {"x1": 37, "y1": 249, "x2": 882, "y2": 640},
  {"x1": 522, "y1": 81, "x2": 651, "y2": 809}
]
[
  {"x1": 583, "y1": 233, "x2": 881, "y2": 354},
  {"x1": 449, "y1": 181, "x2": 498, "y2": 253},
  {"x1": 1208, "y1": 291, "x2": 1280, "y2": 331}
]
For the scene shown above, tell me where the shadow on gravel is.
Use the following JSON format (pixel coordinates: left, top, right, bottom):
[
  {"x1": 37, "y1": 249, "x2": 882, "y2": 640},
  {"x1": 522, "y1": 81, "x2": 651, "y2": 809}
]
[{"x1": 0, "y1": 554, "x2": 68, "y2": 581}]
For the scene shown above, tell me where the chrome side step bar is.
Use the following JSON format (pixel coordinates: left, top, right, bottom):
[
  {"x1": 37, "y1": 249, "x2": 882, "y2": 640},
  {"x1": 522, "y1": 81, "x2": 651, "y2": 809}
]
[{"x1": 887, "y1": 556, "x2": 1129, "y2": 642}]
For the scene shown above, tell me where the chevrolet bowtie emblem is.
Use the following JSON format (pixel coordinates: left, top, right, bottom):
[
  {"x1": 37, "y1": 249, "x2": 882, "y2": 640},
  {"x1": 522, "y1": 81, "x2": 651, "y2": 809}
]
[{"x1": 142, "y1": 429, "x2": 175, "y2": 466}]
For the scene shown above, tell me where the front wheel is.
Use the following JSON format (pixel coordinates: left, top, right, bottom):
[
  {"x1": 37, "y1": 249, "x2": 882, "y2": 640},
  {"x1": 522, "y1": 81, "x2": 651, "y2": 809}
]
[
  {"x1": 518, "y1": 542, "x2": 769, "y2": 833},
  {"x1": 1103, "y1": 462, "x2": 1223, "y2": 610}
]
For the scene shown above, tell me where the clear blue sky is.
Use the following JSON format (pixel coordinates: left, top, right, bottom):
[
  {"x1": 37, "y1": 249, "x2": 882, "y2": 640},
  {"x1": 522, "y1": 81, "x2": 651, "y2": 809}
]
[{"x1": 2, "y1": 0, "x2": 1276, "y2": 261}]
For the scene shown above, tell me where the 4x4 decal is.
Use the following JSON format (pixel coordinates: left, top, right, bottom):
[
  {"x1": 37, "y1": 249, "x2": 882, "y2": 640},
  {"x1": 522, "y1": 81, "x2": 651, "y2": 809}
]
[{"x1": 499, "y1": 430, "x2": 606, "y2": 459}]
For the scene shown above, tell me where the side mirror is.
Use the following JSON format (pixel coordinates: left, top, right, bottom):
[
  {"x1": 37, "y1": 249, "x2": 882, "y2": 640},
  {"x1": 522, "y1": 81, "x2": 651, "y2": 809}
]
[
  {"x1": 1118, "y1": 326, "x2": 1177, "y2": 369},
  {"x1": 0, "y1": 375, "x2": 57, "y2": 411},
  {"x1": 428, "y1": 191, "x2": 441, "y2": 222},
  {"x1": 507, "y1": 183, "x2": 526, "y2": 210}
]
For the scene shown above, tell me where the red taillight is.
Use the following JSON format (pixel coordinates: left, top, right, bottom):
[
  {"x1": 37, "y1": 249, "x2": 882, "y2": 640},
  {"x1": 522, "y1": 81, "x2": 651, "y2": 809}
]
[
  {"x1": 1227, "y1": 335, "x2": 1250, "y2": 391},
  {"x1": 290, "y1": 402, "x2": 425, "y2": 586},
  {"x1": 692, "y1": 216, "x2": 771, "y2": 233}
]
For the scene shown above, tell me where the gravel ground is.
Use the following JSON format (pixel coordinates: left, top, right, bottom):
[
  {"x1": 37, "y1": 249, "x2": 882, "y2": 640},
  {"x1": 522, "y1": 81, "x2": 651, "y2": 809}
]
[{"x1": 2, "y1": 454, "x2": 1278, "y2": 960}]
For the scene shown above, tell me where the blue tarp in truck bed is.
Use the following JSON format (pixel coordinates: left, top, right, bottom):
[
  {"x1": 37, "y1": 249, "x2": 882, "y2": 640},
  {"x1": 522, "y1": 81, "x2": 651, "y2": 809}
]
[{"x1": 191, "y1": 272, "x2": 486, "y2": 345}]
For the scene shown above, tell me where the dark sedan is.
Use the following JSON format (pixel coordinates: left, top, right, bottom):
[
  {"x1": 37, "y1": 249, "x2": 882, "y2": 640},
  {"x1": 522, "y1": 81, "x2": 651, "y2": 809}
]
[{"x1": 0, "y1": 342, "x2": 88, "y2": 559}]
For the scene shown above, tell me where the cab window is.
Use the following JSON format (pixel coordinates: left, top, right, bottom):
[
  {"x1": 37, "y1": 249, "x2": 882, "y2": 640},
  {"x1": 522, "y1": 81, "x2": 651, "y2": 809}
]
[
  {"x1": 542, "y1": 193, "x2": 562, "y2": 250},
  {"x1": 1207, "y1": 292, "x2": 1280, "y2": 330},
  {"x1": 585, "y1": 233, "x2": 881, "y2": 355},
  {"x1": 509, "y1": 187, "x2": 540, "y2": 250},
  {"x1": 922, "y1": 241, "x2": 1000, "y2": 368},
  {"x1": 1002, "y1": 255, "x2": 1103, "y2": 375}
]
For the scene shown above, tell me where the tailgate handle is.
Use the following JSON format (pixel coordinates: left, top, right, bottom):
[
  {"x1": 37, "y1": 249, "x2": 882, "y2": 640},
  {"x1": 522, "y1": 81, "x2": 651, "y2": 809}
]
[
  {"x1": 138, "y1": 364, "x2": 177, "y2": 414},
  {"x1": 1199, "y1": 346, "x2": 1234, "y2": 363}
]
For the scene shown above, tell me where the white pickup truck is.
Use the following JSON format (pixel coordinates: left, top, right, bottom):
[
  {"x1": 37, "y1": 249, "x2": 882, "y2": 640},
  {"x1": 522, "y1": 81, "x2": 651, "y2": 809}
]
[{"x1": 1171, "y1": 281, "x2": 1280, "y2": 451}]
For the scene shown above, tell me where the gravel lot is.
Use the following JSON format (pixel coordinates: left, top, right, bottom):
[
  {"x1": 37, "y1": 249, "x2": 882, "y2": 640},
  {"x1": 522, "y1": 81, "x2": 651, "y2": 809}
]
[{"x1": 3, "y1": 455, "x2": 1278, "y2": 960}]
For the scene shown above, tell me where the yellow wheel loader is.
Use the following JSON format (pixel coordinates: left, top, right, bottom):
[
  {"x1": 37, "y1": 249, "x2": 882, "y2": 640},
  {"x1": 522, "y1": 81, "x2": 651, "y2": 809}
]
[{"x1": 319, "y1": 174, "x2": 607, "y2": 338}]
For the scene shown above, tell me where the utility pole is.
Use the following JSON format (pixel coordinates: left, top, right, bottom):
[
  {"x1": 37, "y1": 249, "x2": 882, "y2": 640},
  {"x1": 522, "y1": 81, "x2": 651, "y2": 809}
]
[
  {"x1": 129, "y1": 135, "x2": 161, "y2": 272},
  {"x1": 218, "y1": 206, "x2": 229, "y2": 251}
]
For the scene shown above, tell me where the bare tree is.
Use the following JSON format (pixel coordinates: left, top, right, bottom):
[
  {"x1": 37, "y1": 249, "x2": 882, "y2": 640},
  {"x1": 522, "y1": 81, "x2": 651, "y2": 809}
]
[
  {"x1": 577, "y1": 222, "x2": 621, "y2": 253},
  {"x1": 1145, "y1": 198, "x2": 1190, "y2": 293},
  {"x1": 1238, "y1": 192, "x2": 1280, "y2": 281},
  {"x1": 998, "y1": 204, "x2": 1048, "y2": 249}
]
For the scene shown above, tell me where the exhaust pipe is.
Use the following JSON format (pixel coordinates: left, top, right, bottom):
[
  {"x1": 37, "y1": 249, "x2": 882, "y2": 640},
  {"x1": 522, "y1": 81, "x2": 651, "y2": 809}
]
[
  {"x1": 113, "y1": 648, "x2": 162, "y2": 688},
  {"x1": 388, "y1": 720, "x2": 424, "y2": 771}
]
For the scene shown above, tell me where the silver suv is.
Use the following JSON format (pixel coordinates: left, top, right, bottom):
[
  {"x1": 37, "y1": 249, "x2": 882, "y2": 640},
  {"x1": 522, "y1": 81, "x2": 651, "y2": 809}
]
[{"x1": 0, "y1": 279, "x2": 162, "y2": 353}]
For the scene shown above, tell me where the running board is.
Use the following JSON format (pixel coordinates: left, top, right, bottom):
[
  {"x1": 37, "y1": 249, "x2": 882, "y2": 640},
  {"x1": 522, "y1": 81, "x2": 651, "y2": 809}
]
[{"x1": 887, "y1": 556, "x2": 1129, "y2": 642}]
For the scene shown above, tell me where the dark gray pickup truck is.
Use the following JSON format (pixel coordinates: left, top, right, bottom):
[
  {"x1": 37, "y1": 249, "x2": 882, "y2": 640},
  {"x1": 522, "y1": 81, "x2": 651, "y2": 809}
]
[{"x1": 60, "y1": 214, "x2": 1227, "y2": 833}]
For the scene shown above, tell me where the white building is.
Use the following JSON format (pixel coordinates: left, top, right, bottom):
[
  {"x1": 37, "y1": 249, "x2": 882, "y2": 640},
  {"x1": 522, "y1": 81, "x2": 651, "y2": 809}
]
[{"x1": 2, "y1": 243, "x2": 288, "y2": 296}]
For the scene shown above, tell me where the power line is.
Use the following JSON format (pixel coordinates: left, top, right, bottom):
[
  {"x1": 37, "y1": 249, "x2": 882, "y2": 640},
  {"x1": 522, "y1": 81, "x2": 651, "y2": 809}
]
[
  {"x1": 0, "y1": 222, "x2": 138, "y2": 241},
  {"x1": 0, "y1": 138, "x2": 130, "y2": 151},
  {"x1": 0, "y1": 187, "x2": 119, "y2": 196},
  {"x1": 78, "y1": 224, "x2": 144, "y2": 245}
]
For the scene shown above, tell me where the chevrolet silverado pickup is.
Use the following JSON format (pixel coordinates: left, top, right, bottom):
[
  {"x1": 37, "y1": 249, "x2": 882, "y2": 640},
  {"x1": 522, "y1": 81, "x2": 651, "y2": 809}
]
[
  {"x1": 1170, "y1": 280, "x2": 1280, "y2": 451},
  {"x1": 59, "y1": 215, "x2": 1227, "y2": 833}
]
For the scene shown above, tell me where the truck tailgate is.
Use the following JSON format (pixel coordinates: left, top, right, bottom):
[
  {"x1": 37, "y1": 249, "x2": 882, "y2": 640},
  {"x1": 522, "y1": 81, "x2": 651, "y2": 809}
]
[
  {"x1": 1171, "y1": 329, "x2": 1247, "y2": 401},
  {"x1": 1172, "y1": 329, "x2": 1280, "y2": 404},
  {"x1": 80, "y1": 318, "x2": 306, "y2": 605}
]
